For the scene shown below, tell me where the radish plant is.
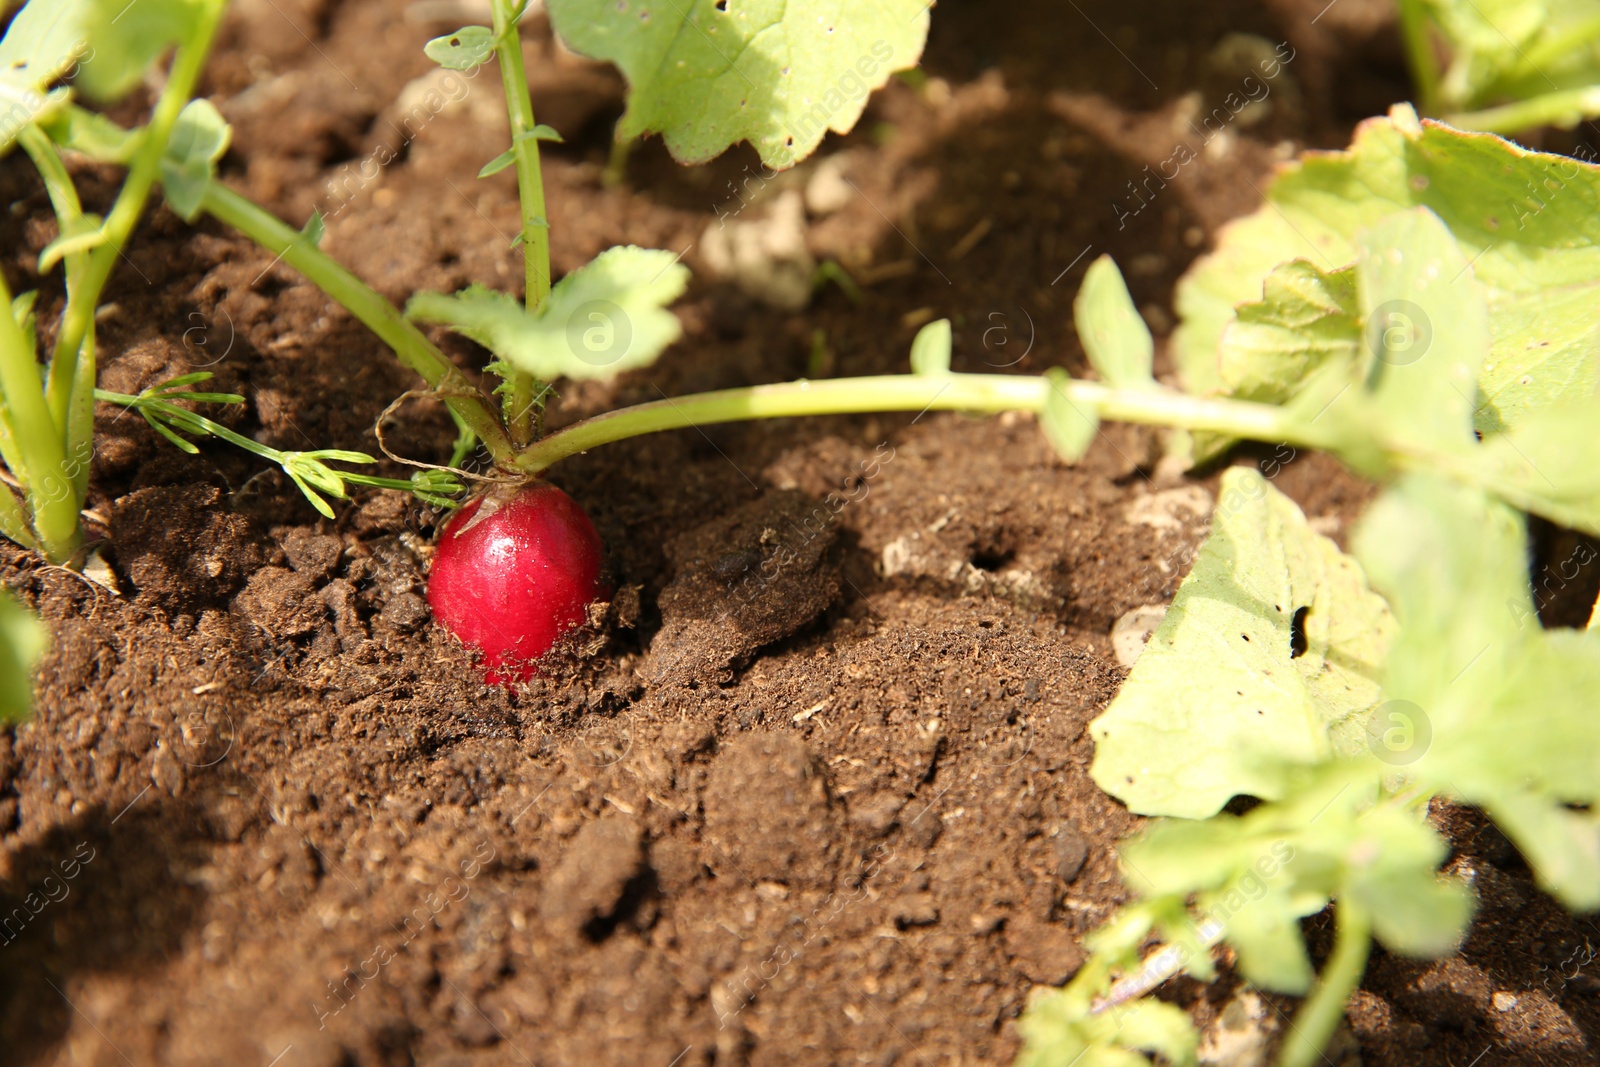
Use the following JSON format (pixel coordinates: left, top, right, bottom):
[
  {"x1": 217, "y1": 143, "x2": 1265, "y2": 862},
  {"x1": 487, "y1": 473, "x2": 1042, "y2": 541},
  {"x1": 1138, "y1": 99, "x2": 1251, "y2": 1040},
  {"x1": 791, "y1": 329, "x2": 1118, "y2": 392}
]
[{"x1": 1016, "y1": 111, "x2": 1600, "y2": 1067}]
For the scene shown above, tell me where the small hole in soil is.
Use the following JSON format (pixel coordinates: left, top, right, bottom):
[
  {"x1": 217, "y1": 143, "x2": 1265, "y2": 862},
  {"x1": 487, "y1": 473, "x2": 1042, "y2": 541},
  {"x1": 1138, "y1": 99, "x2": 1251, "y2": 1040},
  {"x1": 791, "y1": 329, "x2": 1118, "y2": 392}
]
[
  {"x1": 972, "y1": 547, "x2": 1014, "y2": 572},
  {"x1": 582, "y1": 868, "x2": 657, "y2": 942}
]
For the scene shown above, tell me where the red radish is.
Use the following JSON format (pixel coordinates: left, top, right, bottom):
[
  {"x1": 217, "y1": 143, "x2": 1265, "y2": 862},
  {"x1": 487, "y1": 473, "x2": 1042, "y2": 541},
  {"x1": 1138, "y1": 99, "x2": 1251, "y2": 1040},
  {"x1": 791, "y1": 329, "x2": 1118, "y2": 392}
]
[{"x1": 427, "y1": 483, "x2": 607, "y2": 683}]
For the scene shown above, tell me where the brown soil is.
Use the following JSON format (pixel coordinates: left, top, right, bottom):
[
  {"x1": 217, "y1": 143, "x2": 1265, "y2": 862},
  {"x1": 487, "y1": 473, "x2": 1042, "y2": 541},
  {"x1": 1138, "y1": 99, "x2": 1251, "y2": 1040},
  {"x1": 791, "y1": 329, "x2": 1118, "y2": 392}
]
[{"x1": 2, "y1": 0, "x2": 1597, "y2": 1065}]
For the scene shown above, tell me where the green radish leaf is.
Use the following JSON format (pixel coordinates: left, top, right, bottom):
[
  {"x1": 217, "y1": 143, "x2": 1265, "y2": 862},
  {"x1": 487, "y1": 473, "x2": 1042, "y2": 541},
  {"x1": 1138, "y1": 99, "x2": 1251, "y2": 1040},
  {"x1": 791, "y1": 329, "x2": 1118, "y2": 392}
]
[
  {"x1": 424, "y1": 26, "x2": 495, "y2": 71},
  {"x1": 0, "y1": 587, "x2": 45, "y2": 724},
  {"x1": 1038, "y1": 369, "x2": 1098, "y2": 463},
  {"x1": 1352, "y1": 207, "x2": 1488, "y2": 455},
  {"x1": 301, "y1": 209, "x2": 326, "y2": 247},
  {"x1": 909, "y1": 318, "x2": 951, "y2": 375},
  {"x1": 0, "y1": 0, "x2": 85, "y2": 150},
  {"x1": 42, "y1": 104, "x2": 143, "y2": 163},
  {"x1": 545, "y1": 0, "x2": 930, "y2": 169},
  {"x1": 37, "y1": 214, "x2": 106, "y2": 272},
  {"x1": 1015, "y1": 992, "x2": 1197, "y2": 1067},
  {"x1": 478, "y1": 148, "x2": 517, "y2": 178},
  {"x1": 1090, "y1": 468, "x2": 1394, "y2": 818},
  {"x1": 1354, "y1": 473, "x2": 1600, "y2": 909},
  {"x1": 1217, "y1": 261, "x2": 1360, "y2": 402},
  {"x1": 1218, "y1": 884, "x2": 1315, "y2": 992},
  {"x1": 1345, "y1": 805, "x2": 1475, "y2": 957},
  {"x1": 159, "y1": 98, "x2": 230, "y2": 222},
  {"x1": 77, "y1": 0, "x2": 202, "y2": 103},
  {"x1": 476, "y1": 129, "x2": 564, "y2": 180},
  {"x1": 1120, "y1": 763, "x2": 1469, "y2": 985},
  {"x1": 1175, "y1": 107, "x2": 1600, "y2": 449},
  {"x1": 408, "y1": 246, "x2": 691, "y2": 382},
  {"x1": 1075, "y1": 255, "x2": 1154, "y2": 388},
  {"x1": 1471, "y1": 398, "x2": 1600, "y2": 535}
]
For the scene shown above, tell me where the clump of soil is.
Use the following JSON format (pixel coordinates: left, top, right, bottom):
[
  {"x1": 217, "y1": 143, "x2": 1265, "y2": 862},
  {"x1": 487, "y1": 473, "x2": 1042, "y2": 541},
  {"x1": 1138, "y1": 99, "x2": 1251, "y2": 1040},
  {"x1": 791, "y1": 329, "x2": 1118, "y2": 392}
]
[{"x1": 1, "y1": 0, "x2": 1596, "y2": 1065}]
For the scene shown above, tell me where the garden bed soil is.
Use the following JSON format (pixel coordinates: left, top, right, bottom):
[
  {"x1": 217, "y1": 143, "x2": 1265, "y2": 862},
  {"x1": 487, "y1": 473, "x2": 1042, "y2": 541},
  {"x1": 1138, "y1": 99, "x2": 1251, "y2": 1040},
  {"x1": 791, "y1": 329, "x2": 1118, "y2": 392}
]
[{"x1": 2, "y1": 0, "x2": 1598, "y2": 1064}]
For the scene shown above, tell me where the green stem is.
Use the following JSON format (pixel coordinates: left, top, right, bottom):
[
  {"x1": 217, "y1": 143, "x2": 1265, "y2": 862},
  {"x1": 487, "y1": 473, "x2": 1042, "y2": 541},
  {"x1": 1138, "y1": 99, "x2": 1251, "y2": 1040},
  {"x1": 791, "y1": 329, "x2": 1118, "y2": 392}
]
[
  {"x1": 1395, "y1": 0, "x2": 1441, "y2": 115},
  {"x1": 48, "y1": 0, "x2": 227, "y2": 430},
  {"x1": 96, "y1": 387, "x2": 457, "y2": 510},
  {"x1": 491, "y1": 0, "x2": 551, "y2": 446},
  {"x1": 0, "y1": 267, "x2": 76, "y2": 561},
  {"x1": 1277, "y1": 900, "x2": 1371, "y2": 1067},
  {"x1": 512, "y1": 374, "x2": 1333, "y2": 475},
  {"x1": 200, "y1": 183, "x2": 515, "y2": 465},
  {"x1": 1447, "y1": 87, "x2": 1600, "y2": 133},
  {"x1": 18, "y1": 125, "x2": 86, "y2": 239},
  {"x1": 18, "y1": 126, "x2": 95, "y2": 508}
]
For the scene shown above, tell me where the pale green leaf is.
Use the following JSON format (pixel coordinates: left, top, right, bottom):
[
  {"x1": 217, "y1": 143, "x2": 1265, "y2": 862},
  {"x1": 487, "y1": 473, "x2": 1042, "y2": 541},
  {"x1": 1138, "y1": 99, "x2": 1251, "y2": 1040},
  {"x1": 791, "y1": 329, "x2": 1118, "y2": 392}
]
[
  {"x1": 1354, "y1": 474, "x2": 1600, "y2": 909},
  {"x1": 301, "y1": 209, "x2": 326, "y2": 247},
  {"x1": 37, "y1": 214, "x2": 105, "y2": 272},
  {"x1": 1038, "y1": 369, "x2": 1098, "y2": 463},
  {"x1": 0, "y1": 0, "x2": 86, "y2": 151},
  {"x1": 909, "y1": 318, "x2": 951, "y2": 375},
  {"x1": 1470, "y1": 397, "x2": 1600, "y2": 535},
  {"x1": 1353, "y1": 208, "x2": 1488, "y2": 455},
  {"x1": 545, "y1": 0, "x2": 930, "y2": 169},
  {"x1": 424, "y1": 26, "x2": 495, "y2": 70},
  {"x1": 407, "y1": 246, "x2": 690, "y2": 382},
  {"x1": 1075, "y1": 255, "x2": 1154, "y2": 389},
  {"x1": 0, "y1": 587, "x2": 46, "y2": 723},
  {"x1": 77, "y1": 0, "x2": 201, "y2": 103},
  {"x1": 1174, "y1": 107, "x2": 1600, "y2": 445},
  {"x1": 42, "y1": 104, "x2": 143, "y2": 163},
  {"x1": 1090, "y1": 468, "x2": 1394, "y2": 818},
  {"x1": 1217, "y1": 261, "x2": 1359, "y2": 402},
  {"x1": 159, "y1": 98, "x2": 230, "y2": 222},
  {"x1": 1220, "y1": 887, "x2": 1315, "y2": 993},
  {"x1": 1016, "y1": 991, "x2": 1197, "y2": 1067},
  {"x1": 478, "y1": 147, "x2": 517, "y2": 178},
  {"x1": 1342, "y1": 802, "x2": 1472, "y2": 957}
]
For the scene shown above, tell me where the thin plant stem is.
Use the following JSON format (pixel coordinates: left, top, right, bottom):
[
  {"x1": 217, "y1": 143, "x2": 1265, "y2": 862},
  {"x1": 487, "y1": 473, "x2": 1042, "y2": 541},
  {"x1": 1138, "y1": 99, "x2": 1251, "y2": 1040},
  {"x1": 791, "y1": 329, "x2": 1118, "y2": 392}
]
[
  {"x1": 1447, "y1": 87, "x2": 1600, "y2": 132},
  {"x1": 18, "y1": 126, "x2": 95, "y2": 507},
  {"x1": 200, "y1": 184, "x2": 516, "y2": 465},
  {"x1": 491, "y1": 0, "x2": 551, "y2": 445},
  {"x1": 47, "y1": 0, "x2": 228, "y2": 440},
  {"x1": 512, "y1": 374, "x2": 1335, "y2": 474},
  {"x1": 1396, "y1": 0, "x2": 1441, "y2": 115},
  {"x1": 1277, "y1": 900, "x2": 1371, "y2": 1067}
]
